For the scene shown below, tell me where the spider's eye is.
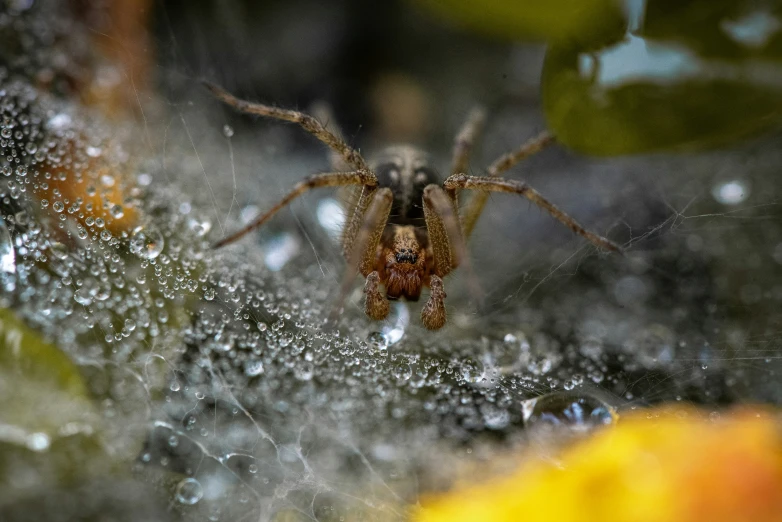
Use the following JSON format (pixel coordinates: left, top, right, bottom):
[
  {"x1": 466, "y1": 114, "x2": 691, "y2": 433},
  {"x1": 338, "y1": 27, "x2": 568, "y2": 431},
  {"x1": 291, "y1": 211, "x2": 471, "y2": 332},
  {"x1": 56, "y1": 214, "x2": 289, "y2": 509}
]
[
  {"x1": 376, "y1": 162, "x2": 402, "y2": 186},
  {"x1": 413, "y1": 167, "x2": 438, "y2": 187}
]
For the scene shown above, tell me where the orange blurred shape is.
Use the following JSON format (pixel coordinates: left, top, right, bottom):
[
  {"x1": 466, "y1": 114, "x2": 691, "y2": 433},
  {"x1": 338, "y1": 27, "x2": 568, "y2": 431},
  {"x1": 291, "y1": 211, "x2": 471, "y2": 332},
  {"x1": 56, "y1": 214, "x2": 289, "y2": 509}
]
[
  {"x1": 69, "y1": 0, "x2": 153, "y2": 119},
  {"x1": 34, "y1": 136, "x2": 139, "y2": 236},
  {"x1": 415, "y1": 407, "x2": 782, "y2": 522}
]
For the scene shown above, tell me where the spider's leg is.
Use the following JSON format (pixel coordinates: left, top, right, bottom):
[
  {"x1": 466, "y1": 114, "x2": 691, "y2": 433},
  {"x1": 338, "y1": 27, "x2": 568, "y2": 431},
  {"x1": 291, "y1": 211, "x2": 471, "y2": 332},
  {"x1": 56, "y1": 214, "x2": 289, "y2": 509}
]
[
  {"x1": 450, "y1": 106, "x2": 486, "y2": 177},
  {"x1": 460, "y1": 130, "x2": 554, "y2": 239},
  {"x1": 213, "y1": 171, "x2": 376, "y2": 249},
  {"x1": 203, "y1": 81, "x2": 371, "y2": 172},
  {"x1": 422, "y1": 184, "x2": 464, "y2": 278},
  {"x1": 444, "y1": 174, "x2": 622, "y2": 253},
  {"x1": 421, "y1": 184, "x2": 483, "y2": 329},
  {"x1": 310, "y1": 101, "x2": 351, "y2": 172},
  {"x1": 330, "y1": 187, "x2": 394, "y2": 323}
]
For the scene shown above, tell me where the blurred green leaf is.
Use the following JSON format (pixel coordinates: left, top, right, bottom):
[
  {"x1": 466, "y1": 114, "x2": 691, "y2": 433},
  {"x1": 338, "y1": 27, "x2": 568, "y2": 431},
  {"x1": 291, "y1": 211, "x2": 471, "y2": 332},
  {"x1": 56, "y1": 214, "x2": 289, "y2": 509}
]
[
  {"x1": 0, "y1": 309, "x2": 110, "y2": 502},
  {"x1": 416, "y1": 0, "x2": 626, "y2": 47},
  {"x1": 542, "y1": 1, "x2": 782, "y2": 154}
]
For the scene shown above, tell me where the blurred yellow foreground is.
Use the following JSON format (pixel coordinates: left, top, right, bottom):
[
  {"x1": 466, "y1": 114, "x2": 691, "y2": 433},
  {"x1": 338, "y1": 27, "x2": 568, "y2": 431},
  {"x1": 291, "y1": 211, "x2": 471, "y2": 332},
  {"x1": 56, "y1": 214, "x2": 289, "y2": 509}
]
[{"x1": 415, "y1": 407, "x2": 782, "y2": 522}]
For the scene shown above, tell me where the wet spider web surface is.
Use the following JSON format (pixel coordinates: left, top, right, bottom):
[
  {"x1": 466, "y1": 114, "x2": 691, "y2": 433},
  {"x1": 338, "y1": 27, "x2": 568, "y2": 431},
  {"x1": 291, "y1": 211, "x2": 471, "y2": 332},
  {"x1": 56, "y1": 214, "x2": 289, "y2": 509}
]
[{"x1": 2, "y1": 2, "x2": 782, "y2": 521}]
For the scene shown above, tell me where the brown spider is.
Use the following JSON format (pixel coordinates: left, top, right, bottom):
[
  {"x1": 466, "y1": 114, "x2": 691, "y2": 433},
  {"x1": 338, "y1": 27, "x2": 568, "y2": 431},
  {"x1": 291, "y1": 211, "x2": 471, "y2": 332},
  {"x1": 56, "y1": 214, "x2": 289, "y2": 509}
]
[{"x1": 204, "y1": 81, "x2": 621, "y2": 330}]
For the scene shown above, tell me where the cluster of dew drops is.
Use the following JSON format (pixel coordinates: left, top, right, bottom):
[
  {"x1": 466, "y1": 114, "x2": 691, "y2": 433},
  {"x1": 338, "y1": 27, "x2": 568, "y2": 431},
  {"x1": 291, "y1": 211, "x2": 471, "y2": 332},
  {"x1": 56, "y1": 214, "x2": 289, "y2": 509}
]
[
  {"x1": 1, "y1": 82, "x2": 622, "y2": 520},
  {"x1": 0, "y1": 81, "x2": 213, "y2": 353}
]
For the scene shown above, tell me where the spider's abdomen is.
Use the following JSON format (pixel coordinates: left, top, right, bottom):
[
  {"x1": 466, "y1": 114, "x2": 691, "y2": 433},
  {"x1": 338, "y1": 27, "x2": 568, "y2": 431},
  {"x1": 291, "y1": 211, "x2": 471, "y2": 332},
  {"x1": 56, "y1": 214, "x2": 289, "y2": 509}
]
[{"x1": 371, "y1": 145, "x2": 440, "y2": 227}]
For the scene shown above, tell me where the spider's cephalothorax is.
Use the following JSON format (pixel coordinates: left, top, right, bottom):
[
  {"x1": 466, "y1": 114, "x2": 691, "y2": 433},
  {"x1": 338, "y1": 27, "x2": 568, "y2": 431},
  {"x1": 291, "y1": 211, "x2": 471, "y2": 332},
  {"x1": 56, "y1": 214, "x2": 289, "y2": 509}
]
[
  {"x1": 205, "y1": 81, "x2": 622, "y2": 330},
  {"x1": 368, "y1": 146, "x2": 437, "y2": 302}
]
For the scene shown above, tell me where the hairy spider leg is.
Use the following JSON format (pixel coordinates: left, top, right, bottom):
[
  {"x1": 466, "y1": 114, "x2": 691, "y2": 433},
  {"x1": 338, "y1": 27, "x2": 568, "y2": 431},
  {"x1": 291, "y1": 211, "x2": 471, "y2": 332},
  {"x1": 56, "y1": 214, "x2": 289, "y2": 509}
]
[
  {"x1": 212, "y1": 171, "x2": 376, "y2": 249},
  {"x1": 450, "y1": 106, "x2": 487, "y2": 178},
  {"x1": 459, "y1": 130, "x2": 555, "y2": 239},
  {"x1": 444, "y1": 174, "x2": 622, "y2": 253},
  {"x1": 203, "y1": 80, "x2": 371, "y2": 173},
  {"x1": 309, "y1": 101, "x2": 353, "y2": 172}
]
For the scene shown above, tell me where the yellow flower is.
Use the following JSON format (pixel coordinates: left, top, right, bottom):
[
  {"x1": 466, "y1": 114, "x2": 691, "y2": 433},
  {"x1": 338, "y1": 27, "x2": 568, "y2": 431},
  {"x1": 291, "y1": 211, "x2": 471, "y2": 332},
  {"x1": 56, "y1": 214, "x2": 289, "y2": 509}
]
[{"x1": 415, "y1": 407, "x2": 782, "y2": 522}]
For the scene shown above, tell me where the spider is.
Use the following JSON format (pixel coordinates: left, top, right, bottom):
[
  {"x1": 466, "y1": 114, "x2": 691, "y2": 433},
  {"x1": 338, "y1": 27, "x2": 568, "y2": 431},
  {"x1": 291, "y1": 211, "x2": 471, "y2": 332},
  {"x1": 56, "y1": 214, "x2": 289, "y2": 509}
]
[{"x1": 204, "y1": 81, "x2": 621, "y2": 330}]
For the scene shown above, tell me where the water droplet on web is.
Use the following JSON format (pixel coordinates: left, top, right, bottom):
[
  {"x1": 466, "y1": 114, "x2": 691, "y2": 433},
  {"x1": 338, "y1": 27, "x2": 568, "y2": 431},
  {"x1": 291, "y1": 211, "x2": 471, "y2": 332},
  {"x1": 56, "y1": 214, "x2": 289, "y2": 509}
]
[
  {"x1": 393, "y1": 363, "x2": 412, "y2": 381},
  {"x1": 522, "y1": 391, "x2": 617, "y2": 432},
  {"x1": 189, "y1": 218, "x2": 212, "y2": 237},
  {"x1": 366, "y1": 331, "x2": 388, "y2": 351},
  {"x1": 222, "y1": 124, "x2": 234, "y2": 138},
  {"x1": 25, "y1": 432, "x2": 50, "y2": 452},
  {"x1": 52, "y1": 201, "x2": 64, "y2": 213},
  {"x1": 203, "y1": 288, "x2": 216, "y2": 301},
  {"x1": 294, "y1": 361, "x2": 314, "y2": 381},
  {"x1": 46, "y1": 113, "x2": 71, "y2": 130},
  {"x1": 129, "y1": 226, "x2": 164, "y2": 259},
  {"x1": 73, "y1": 288, "x2": 93, "y2": 306},
  {"x1": 110, "y1": 205, "x2": 124, "y2": 219},
  {"x1": 244, "y1": 360, "x2": 264, "y2": 377},
  {"x1": 712, "y1": 179, "x2": 749, "y2": 205},
  {"x1": 381, "y1": 301, "x2": 409, "y2": 345},
  {"x1": 49, "y1": 241, "x2": 68, "y2": 260},
  {"x1": 175, "y1": 477, "x2": 203, "y2": 505},
  {"x1": 0, "y1": 220, "x2": 16, "y2": 291}
]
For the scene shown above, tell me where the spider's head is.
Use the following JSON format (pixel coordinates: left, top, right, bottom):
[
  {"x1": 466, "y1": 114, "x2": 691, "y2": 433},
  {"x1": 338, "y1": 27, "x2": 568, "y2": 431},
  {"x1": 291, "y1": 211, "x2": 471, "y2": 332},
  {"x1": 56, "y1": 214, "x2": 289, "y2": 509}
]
[{"x1": 381, "y1": 225, "x2": 427, "y2": 301}]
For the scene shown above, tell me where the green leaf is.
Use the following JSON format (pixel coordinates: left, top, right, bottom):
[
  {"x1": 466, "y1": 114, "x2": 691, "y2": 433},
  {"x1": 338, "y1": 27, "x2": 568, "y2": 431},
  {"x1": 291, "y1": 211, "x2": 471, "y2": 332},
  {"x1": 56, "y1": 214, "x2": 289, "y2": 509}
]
[
  {"x1": 0, "y1": 309, "x2": 110, "y2": 500},
  {"x1": 542, "y1": 2, "x2": 782, "y2": 155},
  {"x1": 416, "y1": 0, "x2": 626, "y2": 46}
]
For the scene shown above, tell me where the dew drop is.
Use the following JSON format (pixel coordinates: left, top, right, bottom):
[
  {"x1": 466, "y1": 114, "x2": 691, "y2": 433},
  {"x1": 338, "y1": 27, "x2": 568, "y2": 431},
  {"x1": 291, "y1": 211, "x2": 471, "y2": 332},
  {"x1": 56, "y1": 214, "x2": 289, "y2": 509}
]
[
  {"x1": 393, "y1": 363, "x2": 412, "y2": 381},
  {"x1": 244, "y1": 360, "x2": 264, "y2": 377},
  {"x1": 0, "y1": 220, "x2": 16, "y2": 291},
  {"x1": 294, "y1": 361, "x2": 314, "y2": 381},
  {"x1": 175, "y1": 478, "x2": 203, "y2": 505},
  {"x1": 26, "y1": 432, "x2": 51, "y2": 452},
  {"x1": 522, "y1": 391, "x2": 617, "y2": 432},
  {"x1": 129, "y1": 226, "x2": 164, "y2": 259},
  {"x1": 712, "y1": 179, "x2": 749, "y2": 205},
  {"x1": 366, "y1": 331, "x2": 388, "y2": 351}
]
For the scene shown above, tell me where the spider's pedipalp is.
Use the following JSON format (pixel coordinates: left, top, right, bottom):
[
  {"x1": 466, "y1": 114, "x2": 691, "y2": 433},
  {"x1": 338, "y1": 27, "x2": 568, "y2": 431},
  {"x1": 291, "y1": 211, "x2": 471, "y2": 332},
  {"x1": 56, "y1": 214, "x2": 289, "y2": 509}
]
[
  {"x1": 421, "y1": 274, "x2": 447, "y2": 330},
  {"x1": 423, "y1": 184, "x2": 484, "y2": 307},
  {"x1": 203, "y1": 80, "x2": 371, "y2": 173},
  {"x1": 444, "y1": 173, "x2": 622, "y2": 253},
  {"x1": 330, "y1": 187, "x2": 394, "y2": 324},
  {"x1": 364, "y1": 271, "x2": 390, "y2": 320},
  {"x1": 212, "y1": 170, "x2": 375, "y2": 249}
]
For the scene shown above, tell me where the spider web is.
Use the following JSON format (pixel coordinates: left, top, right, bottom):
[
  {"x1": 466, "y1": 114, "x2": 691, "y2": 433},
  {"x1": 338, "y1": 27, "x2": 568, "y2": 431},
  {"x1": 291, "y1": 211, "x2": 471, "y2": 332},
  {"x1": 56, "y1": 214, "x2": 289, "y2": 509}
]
[{"x1": 3, "y1": 2, "x2": 782, "y2": 521}]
